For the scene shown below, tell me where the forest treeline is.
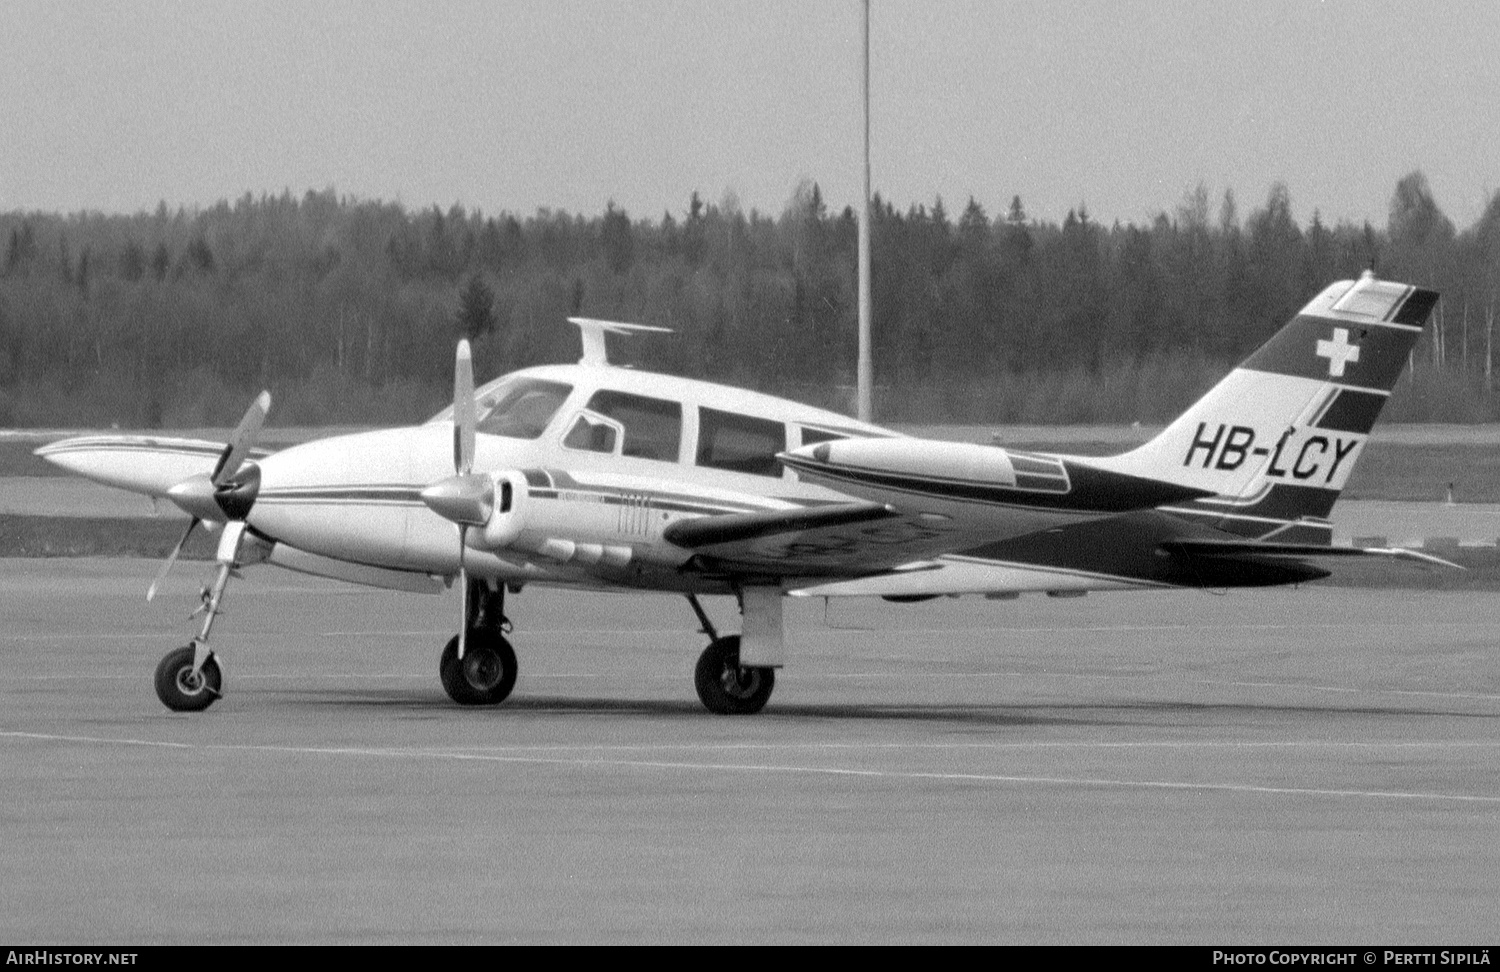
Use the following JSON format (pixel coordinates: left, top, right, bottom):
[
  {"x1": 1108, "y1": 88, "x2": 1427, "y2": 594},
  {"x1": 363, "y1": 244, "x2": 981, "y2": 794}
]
[{"x1": 2, "y1": 171, "x2": 1498, "y2": 428}]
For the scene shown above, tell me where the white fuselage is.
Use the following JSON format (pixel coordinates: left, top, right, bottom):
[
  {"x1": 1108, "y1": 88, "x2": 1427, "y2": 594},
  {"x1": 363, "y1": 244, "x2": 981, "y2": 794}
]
[{"x1": 246, "y1": 363, "x2": 891, "y2": 593}]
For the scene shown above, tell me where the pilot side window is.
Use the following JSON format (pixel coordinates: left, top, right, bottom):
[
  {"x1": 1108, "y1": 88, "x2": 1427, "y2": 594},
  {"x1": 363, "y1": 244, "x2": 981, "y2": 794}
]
[
  {"x1": 697, "y1": 407, "x2": 787, "y2": 478},
  {"x1": 562, "y1": 411, "x2": 621, "y2": 454},
  {"x1": 583, "y1": 390, "x2": 682, "y2": 461},
  {"x1": 476, "y1": 379, "x2": 574, "y2": 439}
]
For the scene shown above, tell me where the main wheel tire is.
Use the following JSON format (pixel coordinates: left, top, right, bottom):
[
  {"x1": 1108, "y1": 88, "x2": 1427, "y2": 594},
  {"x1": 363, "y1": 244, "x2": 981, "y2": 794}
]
[
  {"x1": 439, "y1": 631, "x2": 518, "y2": 706},
  {"x1": 154, "y1": 645, "x2": 223, "y2": 712},
  {"x1": 694, "y1": 635, "x2": 775, "y2": 715}
]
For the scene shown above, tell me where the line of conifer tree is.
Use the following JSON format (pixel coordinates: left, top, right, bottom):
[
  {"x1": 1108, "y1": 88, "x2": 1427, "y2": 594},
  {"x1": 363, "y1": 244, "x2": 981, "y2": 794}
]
[{"x1": 1, "y1": 171, "x2": 1497, "y2": 428}]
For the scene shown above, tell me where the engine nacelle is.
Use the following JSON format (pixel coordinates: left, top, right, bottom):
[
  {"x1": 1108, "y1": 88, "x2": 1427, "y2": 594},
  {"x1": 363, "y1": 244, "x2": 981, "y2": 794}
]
[
  {"x1": 427, "y1": 468, "x2": 634, "y2": 569},
  {"x1": 420, "y1": 468, "x2": 531, "y2": 552}
]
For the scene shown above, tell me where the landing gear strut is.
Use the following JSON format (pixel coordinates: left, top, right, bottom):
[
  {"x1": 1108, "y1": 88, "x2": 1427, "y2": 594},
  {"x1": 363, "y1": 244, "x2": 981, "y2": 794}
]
[
  {"x1": 688, "y1": 593, "x2": 776, "y2": 715},
  {"x1": 153, "y1": 524, "x2": 251, "y2": 712},
  {"x1": 439, "y1": 577, "x2": 517, "y2": 706}
]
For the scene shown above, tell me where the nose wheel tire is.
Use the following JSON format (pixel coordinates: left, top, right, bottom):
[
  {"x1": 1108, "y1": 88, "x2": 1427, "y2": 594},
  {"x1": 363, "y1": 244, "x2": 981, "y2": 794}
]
[
  {"x1": 694, "y1": 635, "x2": 775, "y2": 715},
  {"x1": 439, "y1": 631, "x2": 518, "y2": 706},
  {"x1": 154, "y1": 645, "x2": 223, "y2": 712}
]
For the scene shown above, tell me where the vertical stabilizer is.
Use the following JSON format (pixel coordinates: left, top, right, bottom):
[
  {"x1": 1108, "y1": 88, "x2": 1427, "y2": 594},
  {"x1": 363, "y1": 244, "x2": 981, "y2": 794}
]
[{"x1": 1088, "y1": 273, "x2": 1438, "y2": 541}]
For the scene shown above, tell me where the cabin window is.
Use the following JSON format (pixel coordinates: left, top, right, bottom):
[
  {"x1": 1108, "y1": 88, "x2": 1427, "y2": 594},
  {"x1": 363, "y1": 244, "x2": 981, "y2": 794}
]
[
  {"x1": 561, "y1": 411, "x2": 622, "y2": 454},
  {"x1": 475, "y1": 379, "x2": 574, "y2": 439},
  {"x1": 697, "y1": 407, "x2": 787, "y2": 477},
  {"x1": 583, "y1": 390, "x2": 682, "y2": 461}
]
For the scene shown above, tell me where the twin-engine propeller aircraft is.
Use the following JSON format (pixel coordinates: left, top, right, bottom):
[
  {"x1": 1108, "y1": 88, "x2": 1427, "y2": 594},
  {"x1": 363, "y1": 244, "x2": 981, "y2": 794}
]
[{"x1": 39, "y1": 272, "x2": 1451, "y2": 714}]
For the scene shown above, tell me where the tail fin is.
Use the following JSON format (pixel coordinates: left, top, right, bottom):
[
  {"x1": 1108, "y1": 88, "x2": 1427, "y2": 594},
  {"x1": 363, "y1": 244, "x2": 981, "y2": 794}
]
[{"x1": 1089, "y1": 272, "x2": 1438, "y2": 542}]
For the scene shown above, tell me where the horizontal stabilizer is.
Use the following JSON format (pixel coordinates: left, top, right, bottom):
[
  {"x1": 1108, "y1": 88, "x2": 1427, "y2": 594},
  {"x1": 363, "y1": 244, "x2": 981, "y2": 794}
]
[{"x1": 1159, "y1": 538, "x2": 1462, "y2": 570}]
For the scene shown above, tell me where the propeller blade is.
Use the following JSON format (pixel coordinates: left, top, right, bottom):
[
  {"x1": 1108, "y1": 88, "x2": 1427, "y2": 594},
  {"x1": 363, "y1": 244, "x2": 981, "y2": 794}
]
[
  {"x1": 453, "y1": 341, "x2": 476, "y2": 475},
  {"x1": 451, "y1": 340, "x2": 480, "y2": 658},
  {"x1": 147, "y1": 517, "x2": 200, "y2": 602},
  {"x1": 457, "y1": 526, "x2": 469, "y2": 660},
  {"x1": 212, "y1": 390, "x2": 272, "y2": 487}
]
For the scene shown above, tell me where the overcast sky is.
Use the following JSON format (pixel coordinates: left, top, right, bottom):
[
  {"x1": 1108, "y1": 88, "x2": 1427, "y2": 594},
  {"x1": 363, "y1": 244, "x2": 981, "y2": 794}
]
[{"x1": 2, "y1": 0, "x2": 1497, "y2": 229}]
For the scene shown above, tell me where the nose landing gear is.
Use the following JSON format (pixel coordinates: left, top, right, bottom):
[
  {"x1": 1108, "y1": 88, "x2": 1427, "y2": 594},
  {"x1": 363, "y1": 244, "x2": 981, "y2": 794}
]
[{"x1": 152, "y1": 524, "x2": 262, "y2": 713}]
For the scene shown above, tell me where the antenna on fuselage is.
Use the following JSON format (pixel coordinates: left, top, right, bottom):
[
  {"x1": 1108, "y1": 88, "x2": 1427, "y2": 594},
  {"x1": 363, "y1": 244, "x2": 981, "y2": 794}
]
[{"x1": 566, "y1": 317, "x2": 673, "y2": 367}]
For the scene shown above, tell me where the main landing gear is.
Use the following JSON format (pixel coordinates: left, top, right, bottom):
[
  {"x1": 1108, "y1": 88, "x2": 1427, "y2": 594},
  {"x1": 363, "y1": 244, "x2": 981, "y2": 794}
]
[
  {"x1": 431, "y1": 587, "x2": 778, "y2": 714},
  {"x1": 687, "y1": 593, "x2": 776, "y2": 715},
  {"x1": 438, "y1": 577, "x2": 518, "y2": 706}
]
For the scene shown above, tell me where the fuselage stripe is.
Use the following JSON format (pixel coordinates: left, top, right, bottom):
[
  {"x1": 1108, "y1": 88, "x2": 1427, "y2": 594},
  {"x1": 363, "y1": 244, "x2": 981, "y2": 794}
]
[{"x1": 258, "y1": 483, "x2": 771, "y2": 519}]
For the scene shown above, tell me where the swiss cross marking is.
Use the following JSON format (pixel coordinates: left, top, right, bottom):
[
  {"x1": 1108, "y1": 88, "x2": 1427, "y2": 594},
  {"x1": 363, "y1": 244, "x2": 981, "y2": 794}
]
[{"x1": 1315, "y1": 327, "x2": 1360, "y2": 377}]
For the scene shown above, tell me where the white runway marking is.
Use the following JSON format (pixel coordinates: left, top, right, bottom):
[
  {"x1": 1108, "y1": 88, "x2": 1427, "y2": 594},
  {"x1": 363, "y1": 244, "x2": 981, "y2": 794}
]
[
  {"x1": 1, "y1": 633, "x2": 184, "y2": 641},
  {"x1": 6, "y1": 672, "x2": 433, "y2": 681},
  {"x1": 0, "y1": 632, "x2": 447, "y2": 642},
  {"x1": 443, "y1": 740, "x2": 1500, "y2": 751},
  {"x1": 4, "y1": 730, "x2": 1497, "y2": 805}
]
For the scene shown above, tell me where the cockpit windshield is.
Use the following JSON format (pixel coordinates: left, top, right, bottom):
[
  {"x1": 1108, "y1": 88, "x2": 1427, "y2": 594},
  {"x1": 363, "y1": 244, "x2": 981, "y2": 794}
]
[
  {"x1": 472, "y1": 378, "x2": 573, "y2": 438},
  {"x1": 430, "y1": 377, "x2": 574, "y2": 438}
]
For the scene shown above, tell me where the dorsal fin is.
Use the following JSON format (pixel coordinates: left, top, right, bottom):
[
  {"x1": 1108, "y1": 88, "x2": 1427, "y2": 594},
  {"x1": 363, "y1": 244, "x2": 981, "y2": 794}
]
[{"x1": 566, "y1": 318, "x2": 673, "y2": 366}]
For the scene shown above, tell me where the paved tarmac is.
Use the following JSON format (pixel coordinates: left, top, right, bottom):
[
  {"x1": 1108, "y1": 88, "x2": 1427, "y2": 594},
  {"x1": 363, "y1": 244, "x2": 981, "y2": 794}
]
[
  {"x1": 0, "y1": 477, "x2": 175, "y2": 518},
  {"x1": 1331, "y1": 500, "x2": 1500, "y2": 546},
  {"x1": 2, "y1": 558, "x2": 1498, "y2": 944}
]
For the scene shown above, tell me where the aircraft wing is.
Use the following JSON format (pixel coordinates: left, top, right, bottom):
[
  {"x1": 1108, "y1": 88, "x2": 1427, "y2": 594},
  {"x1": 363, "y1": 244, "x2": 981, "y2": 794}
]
[
  {"x1": 35, "y1": 434, "x2": 274, "y2": 501},
  {"x1": 664, "y1": 500, "x2": 984, "y2": 578},
  {"x1": 671, "y1": 435, "x2": 1213, "y2": 581},
  {"x1": 792, "y1": 517, "x2": 1463, "y2": 600}
]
